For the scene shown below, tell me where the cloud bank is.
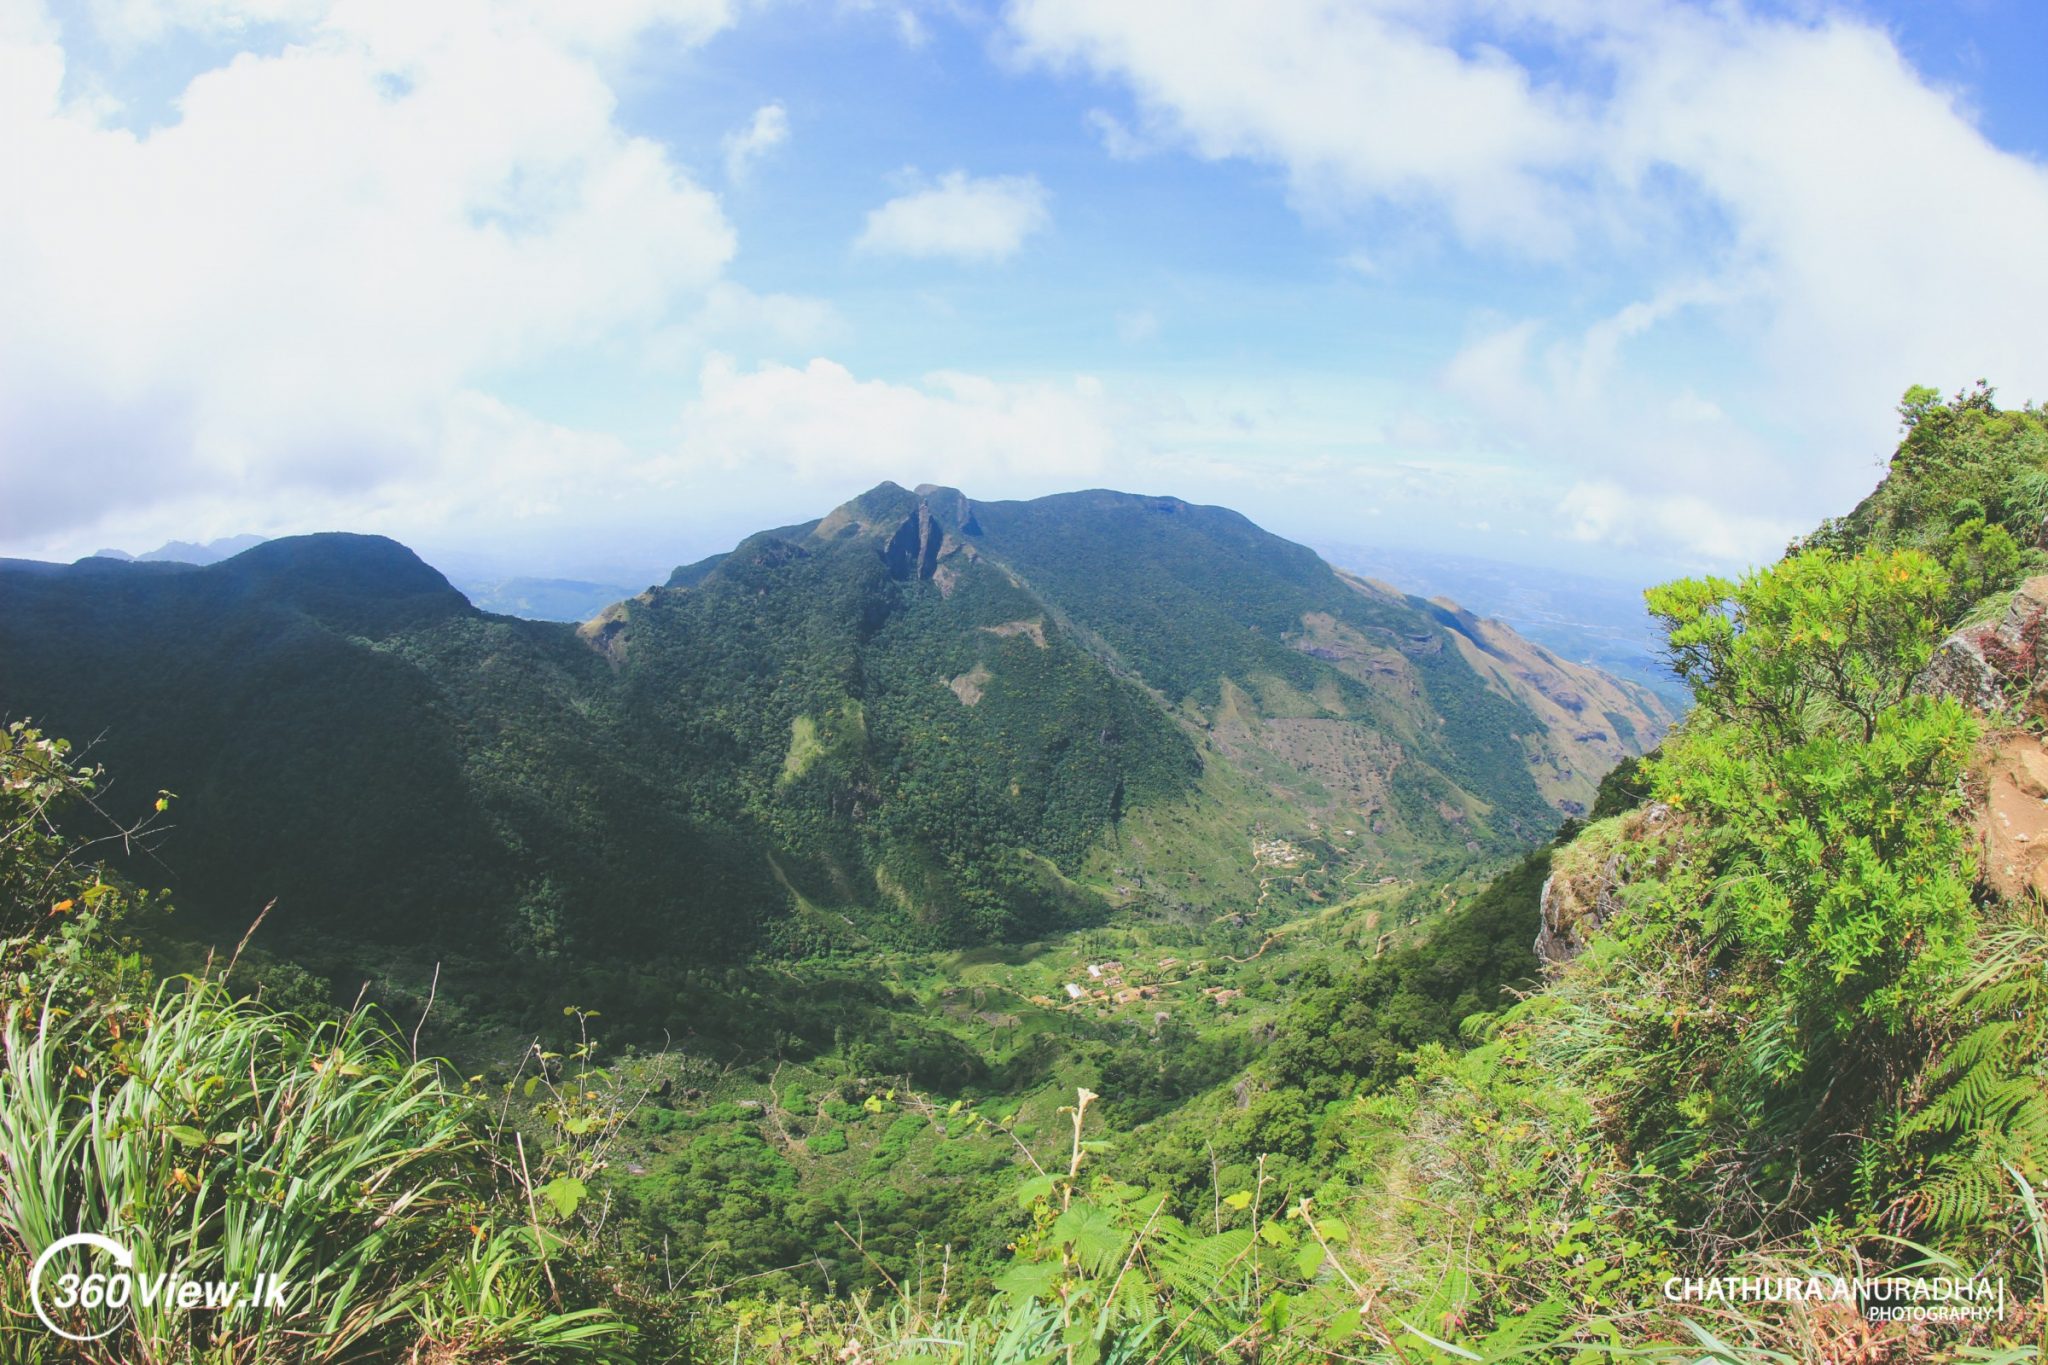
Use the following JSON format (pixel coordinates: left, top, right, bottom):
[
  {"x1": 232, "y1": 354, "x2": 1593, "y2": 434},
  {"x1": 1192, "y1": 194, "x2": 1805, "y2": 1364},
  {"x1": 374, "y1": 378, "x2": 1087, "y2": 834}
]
[
  {"x1": 0, "y1": 0, "x2": 736, "y2": 548},
  {"x1": 1005, "y1": 0, "x2": 2048, "y2": 563},
  {"x1": 4, "y1": 0, "x2": 2046, "y2": 579}
]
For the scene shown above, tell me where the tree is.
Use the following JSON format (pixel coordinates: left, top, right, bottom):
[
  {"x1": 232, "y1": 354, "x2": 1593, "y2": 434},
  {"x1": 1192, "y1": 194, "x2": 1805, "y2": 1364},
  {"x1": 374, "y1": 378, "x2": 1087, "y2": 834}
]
[
  {"x1": 1647, "y1": 547, "x2": 1950, "y2": 747},
  {"x1": 1647, "y1": 549, "x2": 1978, "y2": 1045}
]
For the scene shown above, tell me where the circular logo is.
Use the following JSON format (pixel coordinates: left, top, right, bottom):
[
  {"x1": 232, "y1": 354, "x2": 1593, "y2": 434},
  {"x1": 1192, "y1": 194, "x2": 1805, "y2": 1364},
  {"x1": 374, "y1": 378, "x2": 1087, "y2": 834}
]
[{"x1": 30, "y1": 1232, "x2": 133, "y2": 1343}]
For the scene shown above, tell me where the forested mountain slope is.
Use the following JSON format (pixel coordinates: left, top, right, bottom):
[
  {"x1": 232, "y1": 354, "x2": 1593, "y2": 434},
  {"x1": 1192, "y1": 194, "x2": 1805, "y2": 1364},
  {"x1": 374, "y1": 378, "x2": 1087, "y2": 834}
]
[
  {"x1": 0, "y1": 484, "x2": 1666, "y2": 965},
  {"x1": 10, "y1": 392, "x2": 2048, "y2": 1363}
]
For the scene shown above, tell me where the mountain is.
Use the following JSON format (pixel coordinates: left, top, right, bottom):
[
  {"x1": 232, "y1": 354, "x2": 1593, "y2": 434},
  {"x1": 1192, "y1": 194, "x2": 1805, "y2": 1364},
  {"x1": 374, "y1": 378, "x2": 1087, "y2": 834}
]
[{"x1": 0, "y1": 484, "x2": 1669, "y2": 969}]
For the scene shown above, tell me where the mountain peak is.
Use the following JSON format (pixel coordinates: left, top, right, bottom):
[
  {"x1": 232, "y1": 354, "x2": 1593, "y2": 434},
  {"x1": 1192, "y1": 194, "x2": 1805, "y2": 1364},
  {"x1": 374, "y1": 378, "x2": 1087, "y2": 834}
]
[
  {"x1": 213, "y1": 533, "x2": 470, "y2": 633},
  {"x1": 911, "y1": 484, "x2": 981, "y2": 535},
  {"x1": 222, "y1": 531, "x2": 442, "y2": 580},
  {"x1": 810, "y1": 483, "x2": 920, "y2": 540}
]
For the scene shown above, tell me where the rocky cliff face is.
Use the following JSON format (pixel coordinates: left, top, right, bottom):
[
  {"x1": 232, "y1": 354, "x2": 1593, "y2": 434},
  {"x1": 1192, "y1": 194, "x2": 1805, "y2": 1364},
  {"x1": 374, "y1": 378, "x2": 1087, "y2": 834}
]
[
  {"x1": 1929, "y1": 579, "x2": 2048, "y2": 906},
  {"x1": 696, "y1": 482, "x2": 984, "y2": 595}
]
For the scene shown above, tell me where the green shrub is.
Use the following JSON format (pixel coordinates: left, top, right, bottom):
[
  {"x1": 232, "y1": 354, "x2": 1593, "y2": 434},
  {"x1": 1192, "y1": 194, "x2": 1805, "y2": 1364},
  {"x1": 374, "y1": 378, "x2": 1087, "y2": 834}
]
[{"x1": 0, "y1": 726, "x2": 628, "y2": 1363}]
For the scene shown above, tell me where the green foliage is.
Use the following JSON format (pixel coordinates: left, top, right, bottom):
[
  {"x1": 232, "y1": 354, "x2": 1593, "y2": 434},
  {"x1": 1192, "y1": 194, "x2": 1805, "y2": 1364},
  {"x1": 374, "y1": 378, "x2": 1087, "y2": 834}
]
[
  {"x1": 820, "y1": 1086, "x2": 1623, "y2": 1364},
  {"x1": 1899, "y1": 383, "x2": 1945, "y2": 427},
  {"x1": 1806, "y1": 382, "x2": 2048, "y2": 568},
  {"x1": 1946, "y1": 517, "x2": 2025, "y2": 605},
  {"x1": 1516, "y1": 542, "x2": 1993, "y2": 1246},
  {"x1": 624, "y1": 1128, "x2": 810, "y2": 1281},
  {"x1": 1883, "y1": 909, "x2": 2048, "y2": 1253},
  {"x1": 1095, "y1": 1017, "x2": 1252, "y2": 1127},
  {"x1": 1265, "y1": 850, "x2": 1548, "y2": 1103},
  {"x1": 1587, "y1": 753, "x2": 1651, "y2": 819},
  {"x1": 0, "y1": 727, "x2": 632, "y2": 1363},
  {"x1": 1648, "y1": 547, "x2": 1952, "y2": 746},
  {"x1": 1649, "y1": 548, "x2": 1979, "y2": 1037},
  {"x1": 0, "y1": 982, "x2": 628, "y2": 1363},
  {"x1": 0, "y1": 482, "x2": 1621, "y2": 986},
  {"x1": 31, "y1": 384, "x2": 2048, "y2": 1362},
  {"x1": 0, "y1": 724, "x2": 166, "y2": 1029}
]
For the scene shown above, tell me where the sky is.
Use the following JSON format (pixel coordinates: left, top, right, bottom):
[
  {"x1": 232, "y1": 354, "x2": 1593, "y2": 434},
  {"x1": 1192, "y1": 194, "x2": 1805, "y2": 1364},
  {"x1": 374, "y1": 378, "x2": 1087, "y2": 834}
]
[{"x1": 2, "y1": 0, "x2": 2046, "y2": 590}]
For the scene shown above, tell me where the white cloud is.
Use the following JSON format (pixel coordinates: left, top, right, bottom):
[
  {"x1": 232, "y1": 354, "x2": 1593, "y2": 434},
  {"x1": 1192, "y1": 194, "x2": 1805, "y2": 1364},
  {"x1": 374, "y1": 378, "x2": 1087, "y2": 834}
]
[
  {"x1": 1007, "y1": 0, "x2": 1589, "y2": 256},
  {"x1": 638, "y1": 282, "x2": 847, "y2": 380},
  {"x1": 1004, "y1": 0, "x2": 2048, "y2": 566},
  {"x1": 855, "y1": 170, "x2": 1051, "y2": 263},
  {"x1": 82, "y1": 0, "x2": 328, "y2": 46},
  {"x1": 1605, "y1": 14, "x2": 2048, "y2": 500},
  {"x1": 834, "y1": 0, "x2": 965, "y2": 50},
  {"x1": 0, "y1": 0, "x2": 737, "y2": 551},
  {"x1": 1557, "y1": 480, "x2": 1801, "y2": 566},
  {"x1": 671, "y1": 355, "x2": 1116, "y2": 488},
  {"x1": 722, "y1": 101, "x2": 788, "y2": 181},
  {"x1": 1435, "y1": 292, "x2": 1802, "y2": 562},
  {"x1": 891, "y1": 7, "x2": 927, "y2": 48},
  {"x1": 46, "y1": 386, "x2": 640, "y2": 562},
  {"x1": 44, "y1": 349, "x2": 1130, "y2": 580}
]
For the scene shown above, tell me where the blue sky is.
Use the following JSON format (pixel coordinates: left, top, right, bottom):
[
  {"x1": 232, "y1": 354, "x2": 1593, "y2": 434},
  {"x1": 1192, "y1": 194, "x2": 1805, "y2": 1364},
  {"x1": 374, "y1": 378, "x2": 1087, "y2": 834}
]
[{"x1": 4, "y1": 0, "x2": 2047, "y2": 590}]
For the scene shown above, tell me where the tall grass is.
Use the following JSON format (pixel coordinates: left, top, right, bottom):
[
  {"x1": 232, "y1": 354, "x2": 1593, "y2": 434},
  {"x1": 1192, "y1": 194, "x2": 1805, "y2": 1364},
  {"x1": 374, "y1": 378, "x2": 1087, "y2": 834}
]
[{"x1": 0, "y1": 975, "x2": 629, "y2": 1364}]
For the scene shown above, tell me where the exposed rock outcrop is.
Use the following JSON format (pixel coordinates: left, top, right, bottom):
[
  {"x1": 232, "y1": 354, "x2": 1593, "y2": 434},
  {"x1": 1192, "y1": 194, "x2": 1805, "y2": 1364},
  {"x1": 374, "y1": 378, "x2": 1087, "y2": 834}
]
[
  {"x1": 881, "y1": 493, "x2": 981, "y2": 594},
  {"x1": 947, "y1": 664, "x2": 993, "y2": 706},
  {"x1": 980, "y1": 618, "x2": 1047, "y2": 647},
  {"x1": 913, "y1": 484, "x2": 983, "y2": 536},
  {"x1": 1909, "y1": 576, "x2": 2048, "y2": 910},
  {"x1": 1535, "y1": 802, "x2": 1679, "y2": 964},
  {"x1": 882, "y1": 501, "x2": 941, "y2": 581},
  {"x1": 576, "y1": 594, "x2": 650, "y2": 669},
  {"x1": 1920, "y1": 575, "x2": 2048, "y2": 715}
]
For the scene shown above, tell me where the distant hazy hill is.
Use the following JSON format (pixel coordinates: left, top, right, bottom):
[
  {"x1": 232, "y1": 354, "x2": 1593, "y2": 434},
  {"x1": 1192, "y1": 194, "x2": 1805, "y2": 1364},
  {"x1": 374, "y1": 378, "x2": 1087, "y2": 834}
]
[
  {"x1": 456, "y1": 576, "x2": 645, "y2": 622},
  {"x1": 1317, "y1": 542, "x2": 1683, "y2": 701},
  {"x1": 92, "y1": 533, "x2": 269, "y2": 565},
  {"x1": 0, "y1": 484, "x2": 1669, "y2": 966}
]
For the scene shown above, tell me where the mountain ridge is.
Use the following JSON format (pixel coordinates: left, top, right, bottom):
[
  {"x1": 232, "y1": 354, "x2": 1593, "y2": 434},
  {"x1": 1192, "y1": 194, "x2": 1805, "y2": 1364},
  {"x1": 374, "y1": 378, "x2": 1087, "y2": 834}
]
[{"x1": 0, "y1": 483, "x2": 1670, "y2": 970}]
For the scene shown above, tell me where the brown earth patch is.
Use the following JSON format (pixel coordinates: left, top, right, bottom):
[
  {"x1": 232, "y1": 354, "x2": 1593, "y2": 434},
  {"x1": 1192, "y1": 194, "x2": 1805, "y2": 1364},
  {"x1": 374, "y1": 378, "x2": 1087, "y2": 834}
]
[
  {"x1": 1975, "y1": 731, "x2": 2048, "y2": 902},
  {"x1": 980, "y1": 618, "x2": 1047, "y2": 647},
  {"x1": 947, "y1": 663, "x2": 993, "y2": 706}
]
